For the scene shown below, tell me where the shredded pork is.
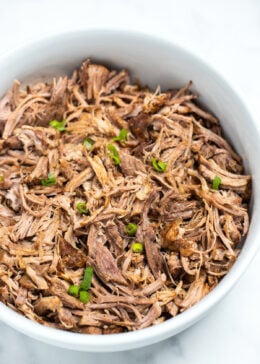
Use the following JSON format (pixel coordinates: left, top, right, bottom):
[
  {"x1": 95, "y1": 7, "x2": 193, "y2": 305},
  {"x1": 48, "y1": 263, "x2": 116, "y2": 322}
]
[{"x1": 0, "y1": 60, "x2": 251, "y2": 334}]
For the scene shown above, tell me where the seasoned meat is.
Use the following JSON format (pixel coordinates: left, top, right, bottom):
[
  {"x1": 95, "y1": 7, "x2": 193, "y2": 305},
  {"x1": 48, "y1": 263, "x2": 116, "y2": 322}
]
[
  {"x1": 143, "y1": 226, "x2": 163, "y2": 278},
  {"x1": 59, "y1": 238, "x2": 87, "y2": 269},
  {"x1": 80, "y1": 61, "x2": 110, "y2": 101},
  {"x1": 120, "y1": 151, "x2": 147, "y2": 176},
  {"x1": 105, "y1": 69, "x2": 129, "y2": 94},
  {"x1": 34, "y1": 296, "x2": 63, "y2": 315},
  {"x1": 0, "y1": 60, "x2": 251, "y2": 334},
  {"x1": 128, "y1": 113, "x2": 152, "y2": 141},
  {"x1": 92, "y1": 244, "x2": 127, "y2": 285},
  {"x1": 105, "y1": 222, "x2": 124, "y2": 255},
  {"x1": 3, "y1": 135, "x2": 23, "y2": 149},
  {"x1": 198, "y1": 155, "x2": 250, "y2": 192}
]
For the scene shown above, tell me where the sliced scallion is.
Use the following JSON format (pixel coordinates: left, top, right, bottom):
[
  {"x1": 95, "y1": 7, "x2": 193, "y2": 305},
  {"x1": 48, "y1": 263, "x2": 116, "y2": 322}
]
[
  {"x1": 113, "y1": 128, "x2": 128, "y2": 142},
  {"x1": 83, "y1": 137, "x2": 95, "y2": 150},
  {"x1": 132, "y1": 242, "x2": 144, "y2": 253},
  {"x1": 79, "y1": 290, "x2": 91, "y2": 304},
  {"x1": 76, "y1": 202, "x2": 89, "y2": 215},
  {"x1": 212, "y1": 175, "x2": 221, "y2": 190},
  {"x1": 49, "y1": 119, "x2": 67, "y2": 131},
  {"x1": 126, "y1": 223, "x2": 138, "y2": 236},
  {"x1": 68, "y1": 285, "x2": 80, "y2": 297},
  {"x1": 41, "y1": 173, "x2": 56, "y2": 186},
  {"x1": 107, "y1": 144, "x2": 121, "y2": 165},
  {"x1": 151, "y1": 157, "x2": 167, "y2": 173},
  {"x1": 80, "y1": 267, "x2": 93, "y2": 291}
]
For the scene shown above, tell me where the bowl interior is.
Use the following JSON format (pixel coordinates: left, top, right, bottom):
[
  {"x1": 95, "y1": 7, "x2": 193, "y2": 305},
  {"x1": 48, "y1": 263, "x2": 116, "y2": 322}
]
[{"x1": 0, "y1": 29, "x2": 259, "y2": 351}]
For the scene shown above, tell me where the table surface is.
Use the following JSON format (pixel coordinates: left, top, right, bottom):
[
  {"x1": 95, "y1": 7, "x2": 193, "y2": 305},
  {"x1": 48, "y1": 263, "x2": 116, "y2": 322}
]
[{"x1": 0, "y1": 0, "x2": 260, "y2": 363}]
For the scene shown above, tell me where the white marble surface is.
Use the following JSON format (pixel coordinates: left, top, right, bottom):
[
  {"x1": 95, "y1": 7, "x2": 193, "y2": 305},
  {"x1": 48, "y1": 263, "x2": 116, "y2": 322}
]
[{"x1": 0, "y1": 0, "x2": 260, "y2": 362}]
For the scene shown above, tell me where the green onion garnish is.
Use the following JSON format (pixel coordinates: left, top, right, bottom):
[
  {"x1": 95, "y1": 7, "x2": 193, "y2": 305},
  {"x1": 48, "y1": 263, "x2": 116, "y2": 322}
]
[
  {"x1": 80, "y1": 267, "x2": 93, "y2": 291},
  {"x1": 212, "y1": 176, "x2": 221, "y2": 190},
  {"x1": 0, "y1": 176, "x2": 3, "y2": 183},
  {"x1": 83, "y1": 137, "x2": 95, "y2": 150},
  {"x1": 68, "y1": 267, "x2": 93, "y2": 303},
  {"x1": 79, "y1": 290, "x2": 91, "y2": 304},
  {"x1": 68, "y1": 285, "x2": 80, "y2": 297},
  {"x1": 132, "y1": 242, "x2": 144, "y2": 253},
  {"x1": 113, "y1": 128, "x2": 128, "y2": 142},
  {"x1": 41, "y1": 173, "x2": 56, "y2": 186},
  {"x1": 49, "y1": 119, "x2": 67, "y2": 131},
  {"x1": 107, "y1": 144, "x2": 121, "y2": 165},
  {"x1": 76, "y1": 202, "x2": 89, "y2": 215},
  {"x1": 126, "y1": 223, "x2": 138, "y2": 236},
  {"x1": 151, "y1": 157, "x2": 167, "y2": 173}
]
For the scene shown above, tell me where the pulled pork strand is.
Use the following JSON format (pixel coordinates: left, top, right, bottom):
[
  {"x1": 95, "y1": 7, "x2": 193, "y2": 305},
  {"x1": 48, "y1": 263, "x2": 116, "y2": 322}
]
[{"x1": 0, "y1": 60, "x2": 251, "y2": 334}]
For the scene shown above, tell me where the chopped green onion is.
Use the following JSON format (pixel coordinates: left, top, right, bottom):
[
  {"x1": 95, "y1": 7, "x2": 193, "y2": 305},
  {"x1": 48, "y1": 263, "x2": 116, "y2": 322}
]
[
  {"x1": 76, "y1": 202, "x2": 89, "y2": 215},
  {"x1": 132, "y1": 242, "x2": 144, "y2": 253},
  {"x1": 151, "y1": 157, "x2": 167, "y2": 173},
  {"x1": 80, "y1": 267, "x2": 93, "y2": 291},
  {"x1": 113, "y1": 128, "x2": 128, "y2": 142},
  {"x1": 0, "y1": 176, "x2": 3, "y2": 183},
  {"x1": 107, "y1": 144, "x2": 121, "y2": 165},
  {"x1": 126, "y1": 223, "x2": 138, "y2": 236},
  {"x1": 41, "y1": 173, "x2": 56, "y2": 186},
  {"x1": 212, "y1": 176, "x2": 221, "y2": 190},
  {"x1": 68, "y1": 285, "x2": 80, "y2": 297},
  {"x1": 49, "y1": 119, "x2": 67, "y2": 131},
  {"x1": 68, "y1": 268, "x2": 93, "y2": 303},
  {"x1": 83, "y1": 137, "x2": 95, "y2": 150},
  {"x1": 79, "y1": 290, "x2": 91, "y2": 304}
]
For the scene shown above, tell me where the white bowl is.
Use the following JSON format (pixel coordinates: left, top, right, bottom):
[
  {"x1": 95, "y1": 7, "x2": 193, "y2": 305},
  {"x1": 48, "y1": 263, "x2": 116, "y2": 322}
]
[{"x1": 0, "y1": 29, "x2": 259, "y2": 352}]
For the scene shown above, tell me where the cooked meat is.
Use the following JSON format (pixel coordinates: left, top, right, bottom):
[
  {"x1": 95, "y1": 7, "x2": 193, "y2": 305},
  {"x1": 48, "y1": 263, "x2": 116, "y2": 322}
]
[
  {"x1": 3, "y1": 135, "x2": 23, "y2": 149},
  {"x1": 92, "y1": 244, "x2": 127, "y2": 285},
  {"x1": 80, "y1": 61, "x2": 110, "y2": 101},
  {"x1": 27, "y1": 156, "x2": 48, "y2": 183},
  {"x1": 105, "y1": 69, "x2": 129, "y2": 94},
  {"x1": 128, "y1": 113, "x2": 152, "y2": 141},
  {"x1": 2, "y1": 95, "x2": 48, "y2": 139},
  {"x1": 25, "y1": 266, "x2": 48, "y2": 289},
  {"x1": 138, "y1": 302, "x2": 162, "y2": 329},
  {"x1": 120, "y1": 151, "x2": 147, "y2": 176},
  {"x1": 34, "y1": 296, "x2": 63, "y2": 315},
  {"x1": 185, "y1": 101, "x2": 218, "y2": 124},
  {"x1": 57, "y1": 308, "x2": 78, "y2": 329},
  {"x1": 48, "y1": 278, "x2": 84, "y2": 310},
  {"x1": 198, "y1": 155, "x2": 250, "y2": 192},
  {"x1": 33, "y1": 77, "x2": 69, "y2": 126},
  {"x1": 0, "y1": 60, "x2": 251, "y2": 334},
  {"x1": 177, "y1": 275, "x2": 209, "y2": 309},
  {"x1": 59, "y1": 238, "x2": 87, "y2": 269},
  {"x1": 142, "y1": 225, "x2": 162, "y2": 278},
  {"x1": 105, "y1": 222, "x2": 124, "y2": 255}
]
